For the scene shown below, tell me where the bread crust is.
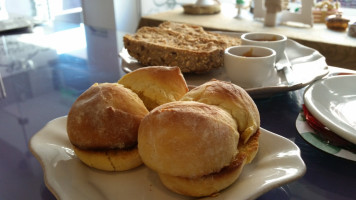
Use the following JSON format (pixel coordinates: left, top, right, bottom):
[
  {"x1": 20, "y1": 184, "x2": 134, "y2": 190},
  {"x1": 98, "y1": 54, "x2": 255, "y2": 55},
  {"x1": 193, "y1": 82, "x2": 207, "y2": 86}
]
[
  {"x1": 138, "y1": 80, "x2": 260, "y2": 197},
  {"x1": 123, "y1": 22, "x2": 241, "y2": 73},
  {"x1": 158, "y1": 130, "x2": 260, "y2": 197},
  {"x1": 66, "y1": 83, "x2": 148, "y2": 171},
  {"x1": 67, "y1": 83, "x2": 148, "y2": 150},
  {"x1": 124, "y1": 33, "x2": 222, "y2": 73},
  {"x1": 118, "y1": 66, "x2": 188, "y2": 110},
  {"x1": 158, "y1": 22, "x2": 240, "y2": 46},
  {"x1": 138, "y1": 101, "x2": 239, "y2": 177},
  {"x1": 181, "y1": 79, "x2": 260, "y2": 144},
  {"x1": 73, "y1": 145, "x2": 143, "y2": 171}
]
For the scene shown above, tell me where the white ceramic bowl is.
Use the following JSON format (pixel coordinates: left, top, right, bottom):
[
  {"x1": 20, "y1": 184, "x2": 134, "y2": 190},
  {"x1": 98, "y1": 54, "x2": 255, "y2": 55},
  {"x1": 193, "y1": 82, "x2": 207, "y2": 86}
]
[
  {"x1": 224, "y1": 45, "x2": 276, "y2": 88},
  {"x1": 241, "y1": 32, "x2": 287, "y2": 61}
]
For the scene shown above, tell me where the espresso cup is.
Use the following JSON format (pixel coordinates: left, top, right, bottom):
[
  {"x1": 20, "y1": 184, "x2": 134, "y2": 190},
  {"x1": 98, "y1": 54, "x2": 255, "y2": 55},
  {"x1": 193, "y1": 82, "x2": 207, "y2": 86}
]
[
  {"x1": 241, "y1": 32, "x2": 287, "y2": 61},
  {"x1": 224, "y1": 45, "x2": 276, "y2": 88}
]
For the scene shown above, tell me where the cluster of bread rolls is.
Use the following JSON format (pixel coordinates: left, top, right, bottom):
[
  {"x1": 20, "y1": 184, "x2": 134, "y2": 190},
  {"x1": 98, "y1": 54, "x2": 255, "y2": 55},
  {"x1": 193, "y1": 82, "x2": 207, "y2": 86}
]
[
  {"x1": 66, "y1": 66, "x2": 188, "y2": 171},
  {"x1": 66, "y1": 66, "x2": 260, "y2": 197}
]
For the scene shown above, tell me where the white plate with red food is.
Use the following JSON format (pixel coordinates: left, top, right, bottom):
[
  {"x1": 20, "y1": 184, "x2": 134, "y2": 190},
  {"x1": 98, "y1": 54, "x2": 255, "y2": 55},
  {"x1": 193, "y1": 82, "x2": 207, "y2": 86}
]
[
  {"x1": 303, "y1": 75, "x2": 356, "y2": 145},
  {"x1": 120, "y1": 32, "x2": 328, "y2": 99},
  {"x1": 30, "y1": 116, "x2": 306, "y2": 200}
]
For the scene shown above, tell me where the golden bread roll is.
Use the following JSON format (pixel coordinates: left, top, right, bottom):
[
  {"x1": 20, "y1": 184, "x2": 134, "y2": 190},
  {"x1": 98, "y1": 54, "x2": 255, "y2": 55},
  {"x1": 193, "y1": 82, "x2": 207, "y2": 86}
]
[
  {"x1": 67, "y1": 83, "x2": 149, "y2": 171},
  {"x1": 181, "y1": 79, "x2": 260, "y2": 144},
  {"x1": 118, "y1": 66, "x2": 189, "y2": 110},
  {"x1": 138, "y1": 101, "x2": 239, "y2": 177},
  {"x1": 138, "y1": 80, "x2": 260, "y2": 197},
  {"x1": 138, "y1": 100, "x2": 260, "y2": 197}
]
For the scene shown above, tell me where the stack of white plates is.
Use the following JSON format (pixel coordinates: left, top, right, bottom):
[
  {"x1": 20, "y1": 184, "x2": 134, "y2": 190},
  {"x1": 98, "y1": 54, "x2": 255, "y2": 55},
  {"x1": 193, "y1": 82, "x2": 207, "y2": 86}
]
[{"x1": 301, "y1": 75, "x2": 356, "y2": 159}]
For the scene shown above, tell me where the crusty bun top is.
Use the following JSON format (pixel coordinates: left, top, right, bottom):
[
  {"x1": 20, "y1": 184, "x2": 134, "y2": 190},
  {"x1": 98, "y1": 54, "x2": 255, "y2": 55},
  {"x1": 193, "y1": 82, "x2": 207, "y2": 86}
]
[
  {"x1": 180, "y1": 80, "x2": 260, "y2": 144},
  {"x1": 67, "y1": 83, "x2": 149, "y2": 150},
  {"x1": 138, "y1": 101, "x2": 239, "y2": 178},
  {"x1": 118, "y1": 66, "x2": 189, "y2": 110}
]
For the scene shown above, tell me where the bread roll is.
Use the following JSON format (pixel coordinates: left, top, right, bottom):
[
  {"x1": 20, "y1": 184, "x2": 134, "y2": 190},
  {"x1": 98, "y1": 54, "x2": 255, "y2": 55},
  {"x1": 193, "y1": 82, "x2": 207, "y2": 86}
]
[
  {"x1": 181, "y1": 79, "x2": 260, "y2": 144},
  {"x1": 123, "y1": 22, "x2": 241, "y2": 73},
  {"x1": 138, "y1": 80, "x2": 260, "y2": 197},
  {"x1": 67, "y1": 83, "x2": 149, "y2": 171},
  {"x1": 138, "y1": 100, "x2": 260, "y2": 197},
  {"x1": 118, "y1": 66, "x2": 188, "y2": 110},
  {"x1": 138, "y1": 101, "x2": 239, "y2": 177}
]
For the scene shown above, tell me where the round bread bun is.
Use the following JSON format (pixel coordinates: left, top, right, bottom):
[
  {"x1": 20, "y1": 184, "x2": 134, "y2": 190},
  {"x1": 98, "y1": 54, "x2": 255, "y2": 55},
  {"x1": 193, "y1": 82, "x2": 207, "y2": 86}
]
[
  {"x1": 181, "y1": 79, "x2": 260, "y2": 144},
  {"x1": 67, "y1": 82, "x2": 149, "y2": 171},
  {"x1": 138, "y1": 101, "x2": 239, "y2": 178},
  {"x1": 118, "y1": 66, "x2": 189, "y2": 110},
  {"x1": 138, "y1": 101, "x2": 259, "y2": 197},
  {"x1": 138, "y1": 80, "x2": 260, "y2": 197}
]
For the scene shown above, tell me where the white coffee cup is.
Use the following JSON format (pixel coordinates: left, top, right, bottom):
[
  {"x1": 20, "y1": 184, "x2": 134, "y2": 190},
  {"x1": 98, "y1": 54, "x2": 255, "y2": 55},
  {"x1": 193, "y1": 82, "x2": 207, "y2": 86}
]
[
  {"x1": 224, "y1": 45, "x2": 276, "y2": 88},
  {"x1": 241, "y1": 32, "x2": 287, "y2": 61}
]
